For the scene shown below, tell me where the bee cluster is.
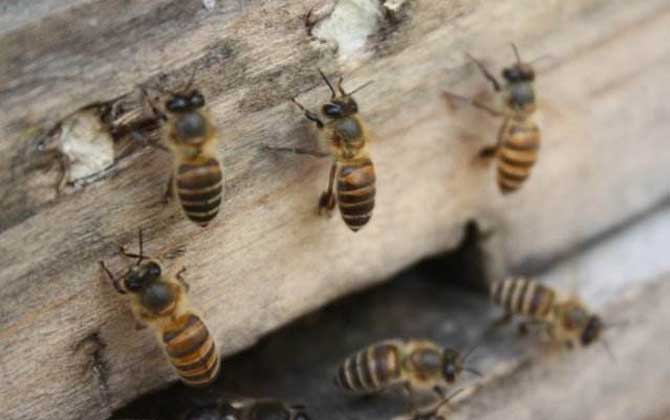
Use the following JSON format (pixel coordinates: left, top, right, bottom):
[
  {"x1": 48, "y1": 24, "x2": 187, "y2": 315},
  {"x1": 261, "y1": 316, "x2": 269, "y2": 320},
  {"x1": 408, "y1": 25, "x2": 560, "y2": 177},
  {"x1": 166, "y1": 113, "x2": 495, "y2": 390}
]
[{"x1": 37, "y1": 35, "x2": 605, "y2": 420}]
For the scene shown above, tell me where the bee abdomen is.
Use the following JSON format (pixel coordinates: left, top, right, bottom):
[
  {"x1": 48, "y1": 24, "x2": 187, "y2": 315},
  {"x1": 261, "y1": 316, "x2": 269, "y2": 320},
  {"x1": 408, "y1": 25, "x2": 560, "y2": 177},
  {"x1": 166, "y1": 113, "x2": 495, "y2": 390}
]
[
  {"x1": 176, "y1": 158, "x2": 223, "y2": 227},
  {"x1": 490, "y1": 277, "x2": 555, "y2": 319},
  {"x1": 497, "y1": 122, "x2": 540, "y2": 194},
  {"x1": 337, "y1": 158, "x2": 376, "y2": 232},
  {"x1": 163, "y1": 313, "x2": 220, "y2": 387},
  {"x1": 336, "y1": 342, "x2": 401, "y2": 393}
]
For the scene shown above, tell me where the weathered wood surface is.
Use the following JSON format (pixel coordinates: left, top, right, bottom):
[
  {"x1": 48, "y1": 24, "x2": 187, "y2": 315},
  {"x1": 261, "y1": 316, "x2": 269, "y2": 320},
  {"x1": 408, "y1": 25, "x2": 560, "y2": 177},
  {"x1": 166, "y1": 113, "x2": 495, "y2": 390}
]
[{"x1": 2, "y1": 0, "x2": 670, "y2": 419}]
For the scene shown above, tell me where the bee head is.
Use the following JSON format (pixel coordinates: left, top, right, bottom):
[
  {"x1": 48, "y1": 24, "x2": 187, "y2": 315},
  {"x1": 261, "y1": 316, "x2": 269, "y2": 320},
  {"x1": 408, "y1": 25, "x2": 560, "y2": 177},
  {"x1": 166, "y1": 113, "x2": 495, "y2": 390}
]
[
  {"x1": 580, "y1": 314, "x2": 604, "y2": 346},
  {"x1": 441, "y1": 348, "x2": 463, "y2": 384},
  {"x1": 322, "y1": 97, "x2": 358, "y2": 119},
  {"x1": 124, "y1": 261, "x2": 162, "y2": 292},
  {"x1": 166, "y1": 90, "x2": 206, "y2": 113},
  {"x1": 317, "y1": 69, "x2": 371, "y2": 119},
  {"x1": 502, "y1": 63, "x2": 535, "y2": 84}
]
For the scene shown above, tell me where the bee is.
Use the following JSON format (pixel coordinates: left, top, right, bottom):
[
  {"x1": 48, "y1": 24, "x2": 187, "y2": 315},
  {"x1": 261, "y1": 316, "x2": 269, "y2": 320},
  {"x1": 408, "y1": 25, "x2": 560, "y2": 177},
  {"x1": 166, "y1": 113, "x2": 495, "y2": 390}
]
[
  {"x1": 185, "y1": 398, "x2": 311, "y2": 420},
  {"x1": 144, "y1": 75, "x2": 223, "y2": 227},
  {"x1": 490, "y1": 277, "x2": 604, "y2": 348},
  {"x1": 266, "y1": 70, "x2": 375, "y2": 232},
  {"x1": 335, "y1": 339, "x2": 479, "y2": 404},
  {"x1": 443, "y1": 44, "x2": 540, "y2": 194},
  {"x1": 99, "y1": 230, "x2": 221, "y2": 387}
]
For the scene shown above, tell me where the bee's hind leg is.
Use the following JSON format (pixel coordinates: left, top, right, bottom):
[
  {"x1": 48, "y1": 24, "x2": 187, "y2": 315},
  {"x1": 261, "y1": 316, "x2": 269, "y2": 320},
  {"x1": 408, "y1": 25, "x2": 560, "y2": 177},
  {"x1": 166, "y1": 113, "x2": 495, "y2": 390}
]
[
  {"x1": 318, "y1": 162, "x2": 337, "y2": 217},
  {"x1": 163, "y1": 174, "x2": 174, "y2": 204}
]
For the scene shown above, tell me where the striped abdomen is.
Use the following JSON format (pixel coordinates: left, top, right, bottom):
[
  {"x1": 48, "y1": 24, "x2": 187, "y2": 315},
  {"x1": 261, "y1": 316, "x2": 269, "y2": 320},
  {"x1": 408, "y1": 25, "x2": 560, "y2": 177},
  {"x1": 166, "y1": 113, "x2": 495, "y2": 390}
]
[
  {"x1": 496, "y1": 119, "x2": 540, "y2": 194},
  {"x1": 490, "y1": 278, "x2": 556, "y2": 320},
  {"x1": 337, "y1": 158, "x2": 376, "y2": 232},
  {"x1": 175, "y1": 157, "x2": 223, "y2": 227},
  {"x1": 336, "y1": 342, "x2": 402, "y2": 393},
  {"x1": 163, "y1": 313, "x2": 220, "y2": 387}
]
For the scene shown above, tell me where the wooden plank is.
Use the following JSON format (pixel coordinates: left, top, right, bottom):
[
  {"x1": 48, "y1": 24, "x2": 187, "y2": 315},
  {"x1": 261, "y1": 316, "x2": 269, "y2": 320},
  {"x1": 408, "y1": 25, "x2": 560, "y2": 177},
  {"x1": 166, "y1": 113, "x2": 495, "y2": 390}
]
[{"x1": 1, "y1": 0, "x2": 670, "y2": 419}]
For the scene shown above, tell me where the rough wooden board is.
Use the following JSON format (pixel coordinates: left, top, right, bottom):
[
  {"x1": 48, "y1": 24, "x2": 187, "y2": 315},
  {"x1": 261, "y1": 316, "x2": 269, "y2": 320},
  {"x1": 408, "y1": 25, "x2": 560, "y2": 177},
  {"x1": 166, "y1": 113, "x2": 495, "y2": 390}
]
[
  {"x1": 111, "y1": 248, "x2": 670, "y2": 420},
  {"x1": 2, "y1": 0, "x2": 670, "y2": 419}
]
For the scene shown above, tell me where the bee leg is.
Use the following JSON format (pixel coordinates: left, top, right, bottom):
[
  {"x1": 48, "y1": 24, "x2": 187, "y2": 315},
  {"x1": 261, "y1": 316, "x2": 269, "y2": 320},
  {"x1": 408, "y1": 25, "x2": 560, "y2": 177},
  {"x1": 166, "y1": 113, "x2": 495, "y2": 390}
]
[
  {"x1": 176, "y1": 266, "x2": 190, "y2": 292},
  {"x1": 518, "y1": 321, "x2": 530, "y2": 336},
  {"x1": 466, "y1": 52, "x2": 502, "y2": 92},
  {"x1": 98, "y1": 261, "x2": 126, "y2": 294},
  {"x1": 442, "y1": 91, "x2": 505, "y2": 118},
  {"x1": 318, "y1": 162, "x2": 337, "y2": 217},
  {"x1": 164, "y1": 175, "x2": 174, "y2": 204},
  {"x1": 402, "y1": 383, "x2": 418, "y2": 415},
  {"x1": 479, "y1": 145, "x2": 498, "y2": 159},
  {"x1": 291, "y1": 97, "x2": 325, "y2": 129},
  {"x1": 261, "y1": 145, "x2": 330, "y2": 158}
]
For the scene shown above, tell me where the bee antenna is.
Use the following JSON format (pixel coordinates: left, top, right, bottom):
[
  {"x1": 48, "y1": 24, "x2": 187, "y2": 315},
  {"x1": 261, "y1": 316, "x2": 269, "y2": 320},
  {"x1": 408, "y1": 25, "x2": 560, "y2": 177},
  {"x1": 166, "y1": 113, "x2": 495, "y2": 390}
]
[
  {"x1": 462, "y1": 341, "x2": 481, "y2": 362},
  {"x1": 136, "y1": 228, "x2": 144, "y2": 265},
  {"x1": 347, "y1": 80, "x2": 374, "y2": 96},
  {"x1": 511, "y1": 43, "x2": 522, "y2": 64},
  {"x1": 464, "y1": 367, "x2": 483, "y2": 378},
  {"x1": 601, "y1": 338, "x2": 616, "y2": 363},
  {"x1": 432, "y1": 388, "x2": 464, "y2": 414},
  {"x1": 318, "y1": 69, "x2": 337, "y2": 98},
  {"x1": 183, "y1": 67, "x2": 198, "y2": 93}
]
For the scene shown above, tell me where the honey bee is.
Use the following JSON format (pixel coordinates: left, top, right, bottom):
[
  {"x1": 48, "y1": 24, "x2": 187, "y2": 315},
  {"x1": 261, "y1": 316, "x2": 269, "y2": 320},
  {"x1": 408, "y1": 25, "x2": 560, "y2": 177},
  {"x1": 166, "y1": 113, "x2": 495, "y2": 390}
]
[
  {"x1": 144, "y1": 76, "x2": 223, "y2": 227},
  {"x1": 335, "y1": 339, "x2": 479, "y2": 404},
  {"x1": 266, "y1": 70, "x2": 375, "y2": 232},
  {"x1": 99, "y1": 230, "x2": 220, "y2": 387},
  {"x1": 490, "y1": 277, "x2": 604, "y2": 348},
  {"x1": 443, "y1": 44, "x2": 540, "y2": 194}
]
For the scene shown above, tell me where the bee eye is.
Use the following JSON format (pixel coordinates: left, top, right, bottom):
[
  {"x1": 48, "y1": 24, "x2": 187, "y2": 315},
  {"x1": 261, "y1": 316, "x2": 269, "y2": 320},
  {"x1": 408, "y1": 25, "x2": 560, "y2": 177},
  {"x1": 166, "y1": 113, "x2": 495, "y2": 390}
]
[
  {"x1": 323, "y1": 103, "x2": 343, "y2": 117},
  {"x1": 503, "y1": 68, "x2": 519, "y2": 82},
  {"x1": 147, "y1": 263, "x2": 162, "y2": 278},
  {"x1": 166, "y1": 96, "x2": 189, "y2": 112},
  {"x1": 191, "y1": 91, "x2": 205, "y2": 108},
  {"x1": 125, "y1": 271, "x2": 145, "y2": 291}
]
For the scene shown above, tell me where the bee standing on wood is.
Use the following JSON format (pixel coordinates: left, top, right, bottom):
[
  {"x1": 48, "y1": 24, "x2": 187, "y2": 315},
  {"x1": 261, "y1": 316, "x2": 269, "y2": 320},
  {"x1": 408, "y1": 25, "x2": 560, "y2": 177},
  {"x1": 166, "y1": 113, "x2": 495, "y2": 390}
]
[
  {"x1": 265, "y1": 70, "x2": 375, "y2": 232},
  {"x1": 144, "y1": 75, "x2": 223, "y2": 227},
  {"x1": 99, "y1": 230, "x2": 221, "y2": 387},
  {"x1": 490, "y1": 277, "x2": 604, "y2": 348},
  {"x1": 444, "y1": 44, "x2": 540, "y2": 194},
  {"x1": 335, "y1": 339, "x2": 479, "y2": 406}
]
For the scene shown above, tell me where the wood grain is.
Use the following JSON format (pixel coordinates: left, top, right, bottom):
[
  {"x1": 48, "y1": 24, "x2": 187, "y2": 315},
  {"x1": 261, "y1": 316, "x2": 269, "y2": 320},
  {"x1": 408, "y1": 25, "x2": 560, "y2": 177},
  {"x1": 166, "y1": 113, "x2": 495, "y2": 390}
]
[{"x1": 1, "y1": 0, "x2": 670, "y2": 419}]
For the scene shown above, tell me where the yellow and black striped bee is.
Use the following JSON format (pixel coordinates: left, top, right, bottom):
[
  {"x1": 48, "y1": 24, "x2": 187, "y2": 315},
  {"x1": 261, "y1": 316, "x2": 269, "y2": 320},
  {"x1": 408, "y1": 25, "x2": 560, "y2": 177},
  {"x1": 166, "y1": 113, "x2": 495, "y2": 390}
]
[
  {"x1": 490, "y1": 277, "x2": 604, "y2": 348},
  {"x1": 145, "y1": 79, "x2": 223, "y2": 227},
  {"x1": 267, "y1": 70, "x2": 375, "y2": 232},
  {"x1": 335, "y1": 339, "x2": 478, "y2": 404},
  {"x1": 443, "y1": 44, "x2": 540, "y2": 194},
  {"x1": 185, "y1": 398, "x2": 311, "y2": 420},
  {"x1": 99, "y1": 230, "x2": 220, "y2": 387}
]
